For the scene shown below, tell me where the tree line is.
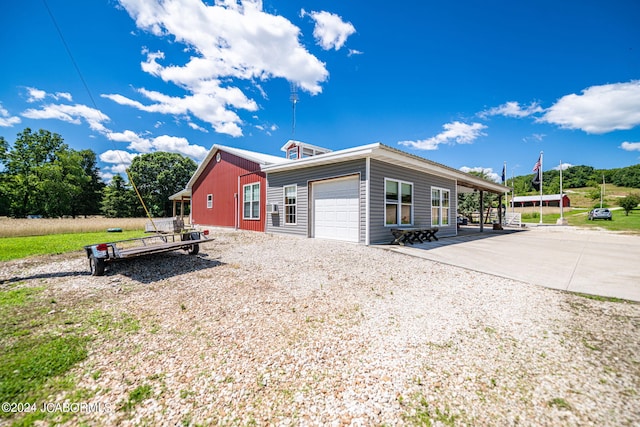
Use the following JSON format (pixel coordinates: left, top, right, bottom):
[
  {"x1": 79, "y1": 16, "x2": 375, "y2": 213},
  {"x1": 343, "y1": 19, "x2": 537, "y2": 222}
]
[
  {"x1": 509, "y1": 164, "x2": 640, "y2": 195},
  {"x1": 2, "y1": 127, "x2": 638, "y2": 219},
  {"x1": 0, "y1": 128, "x2": 197, "y2": 218},
  {"x1": 459, "y1": 164, "x2": 640, "y2": 220}
]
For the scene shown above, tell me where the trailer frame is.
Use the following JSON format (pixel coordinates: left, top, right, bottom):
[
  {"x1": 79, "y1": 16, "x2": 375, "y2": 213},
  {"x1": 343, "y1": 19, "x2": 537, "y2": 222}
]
[{"x1": 84, "y1": 230, "x2": 210, "y2": 276}]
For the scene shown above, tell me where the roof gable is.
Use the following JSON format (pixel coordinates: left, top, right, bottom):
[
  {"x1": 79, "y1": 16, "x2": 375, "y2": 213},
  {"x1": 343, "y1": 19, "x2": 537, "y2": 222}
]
[
  {"x1": 279, "y1": 139, "x2": 332, "y2": 154},
  {"x1": 186, "y1": 144, "x2": 289, "y2": 189}
]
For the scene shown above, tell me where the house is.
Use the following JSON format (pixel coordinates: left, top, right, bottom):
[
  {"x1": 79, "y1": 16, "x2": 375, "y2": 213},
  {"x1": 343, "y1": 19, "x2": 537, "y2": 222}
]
[
  {"x1": 186, "y1": 144, "x2": 289, "y2": 231},
  {"x1": 186, "y1": 140, "x2": 509, "y2": 243},
  {"x1": 262, "y1": 142, "x2": 509, "y2": 244},
  {"x1": 512, "y1": 194, "x2": 570, "y2": 208}
]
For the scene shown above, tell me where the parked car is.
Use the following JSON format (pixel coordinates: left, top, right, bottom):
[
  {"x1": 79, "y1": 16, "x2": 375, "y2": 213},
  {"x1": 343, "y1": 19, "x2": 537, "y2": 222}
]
[{"x1": 588, "y1": 208, "x2": 612, "y2": 220}]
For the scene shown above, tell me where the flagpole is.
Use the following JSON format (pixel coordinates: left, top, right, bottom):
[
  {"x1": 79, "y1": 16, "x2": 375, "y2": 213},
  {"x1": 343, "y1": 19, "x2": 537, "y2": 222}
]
[
  {"x1": 557, "y1": 160, "x2": 567, "y2": 225},
  {"x1": 539, "y1": 151, "x2": 543, "y2": 224},
  {"x1": 559, "y1": 160, "x2": 563, "y2": 220}
]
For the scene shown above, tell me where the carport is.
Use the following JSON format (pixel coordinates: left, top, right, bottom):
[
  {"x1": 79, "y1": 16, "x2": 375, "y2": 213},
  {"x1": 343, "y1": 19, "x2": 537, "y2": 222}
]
[{"x1": 455, "y1": 176, "x2": 509, "y2": 233}]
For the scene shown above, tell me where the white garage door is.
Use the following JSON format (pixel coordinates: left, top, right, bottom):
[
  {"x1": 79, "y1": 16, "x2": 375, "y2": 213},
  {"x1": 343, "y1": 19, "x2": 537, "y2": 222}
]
[{"x1": 312, "y1": 176, "x2": 360, "y2": 242}]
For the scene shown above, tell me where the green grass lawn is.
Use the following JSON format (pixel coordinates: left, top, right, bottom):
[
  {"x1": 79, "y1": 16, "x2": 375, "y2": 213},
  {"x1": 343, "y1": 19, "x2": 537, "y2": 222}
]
[
  {"x1": 569, "y1": 207, "x2": 640, "y2": 231},
  {"x1": 0, "y1": 230, "x2": 147, "y2": 262},
  {"x1": 522, "y1": 208, "x2": 640, "y2": 232},
  {"x1": 0, "y1": 282, "x2": 142, "y2": 425}
]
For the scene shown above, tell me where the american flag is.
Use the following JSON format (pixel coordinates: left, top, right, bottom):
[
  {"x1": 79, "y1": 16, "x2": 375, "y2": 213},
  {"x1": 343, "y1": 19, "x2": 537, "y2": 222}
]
[{"x1": 532, "y1": 156, "x2": 541, "y2": 172}]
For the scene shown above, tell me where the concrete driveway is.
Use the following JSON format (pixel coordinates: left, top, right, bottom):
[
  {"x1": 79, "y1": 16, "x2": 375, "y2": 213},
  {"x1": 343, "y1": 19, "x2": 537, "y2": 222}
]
[{"x1": 386, "y1": 225, "x2": 640, "y2": 302}]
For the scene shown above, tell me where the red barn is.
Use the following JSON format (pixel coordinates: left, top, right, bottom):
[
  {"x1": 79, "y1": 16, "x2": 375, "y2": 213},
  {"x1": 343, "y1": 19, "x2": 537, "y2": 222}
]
[
  {"x1": 187, "y1": 145, "x2": 288, "y2": 231},
  {"x1": 511, "y1": 194, "x2": 571, "y2": 208}
]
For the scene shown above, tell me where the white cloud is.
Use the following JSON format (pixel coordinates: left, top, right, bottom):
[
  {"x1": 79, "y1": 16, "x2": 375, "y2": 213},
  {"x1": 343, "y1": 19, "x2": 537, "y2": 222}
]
[
  {"x1": 107, "y1": 129, "x2": 207, "y2": 160},
  {"x1": 107, "y1": 130, "x2": 154, "y2": 152},
  {"x1": 553, "y1": 163, "x2": 573, "y2": 171},
  {"x1": 302, "y1": 9, "x2": 356, "y2": 51},
  {"x1": 25, "y1": 87, "x2": 46, "y2": 102},
  {"x1": 22, "y1": 103, "x2": 110, "y2": 133},
  {"x1": 114, "y1": 0, "x2": 330, "y2": 136},
  {"x1": 100, "y1": 149, "x2": 137, "y2": 165},
  {"x1": 522, "y1": 133, "x2": 546, "y2": 143},
  {"x1": 0, "y1": 103, "x2": 21, "y2": 127},
  {"x1": 99, "y1": 171, "x2": 115, "y2": 183},
  {"x1": 479, "y1": 101, "x2": 543, "y2": 119},
  {"x1": 540, "y1": 81, "x2": 640, "y2": 134},
  {"x1": 348, "y1": 49, "x2": 363, "y2": 57},
  {"x1": 187, "y1": 121, "x2": 208, "y2": 132},
  {"x1": 108, "y1": 163, "x2": 130, "y2": 174},
  {"x1": 152, "y1": 134, "x2": 208, "y2": 160},
  {"x1": 103, "y1": 86, "x2": 251, "y2": 137},
  {"x1": 460, "y1": 166, "x2": 500, "y2": 183},
  {"x1": 621, "y1": 141, "x2": 640, "y2": 152},
  {"x1": 398, "y1": 121, "x2": 487, "y2": 151},
  {"x1": 54, "y1": 92, "x2": 73, "y2": 101}
]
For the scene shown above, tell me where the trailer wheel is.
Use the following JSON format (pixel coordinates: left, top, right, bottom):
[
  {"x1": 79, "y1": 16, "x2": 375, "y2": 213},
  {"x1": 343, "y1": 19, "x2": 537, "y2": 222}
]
[
  {"x1": 188, "y1": 243, "x2": 200, "y2": 255},
  {"x1": 89, "y1": 255, "x2": 106, "y2": 276}
]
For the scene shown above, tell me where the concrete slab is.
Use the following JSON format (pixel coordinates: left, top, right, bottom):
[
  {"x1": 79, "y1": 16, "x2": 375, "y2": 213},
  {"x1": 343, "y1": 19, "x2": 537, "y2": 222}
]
[{"x1": 385, "y1": 225, "x2": 640, "y2": 302}]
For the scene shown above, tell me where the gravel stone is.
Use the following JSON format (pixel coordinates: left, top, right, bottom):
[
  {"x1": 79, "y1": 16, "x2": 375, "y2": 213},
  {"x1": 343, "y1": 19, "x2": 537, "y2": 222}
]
[{"x1": 0, "y1": 228, "x2": 638, "y2": 426}]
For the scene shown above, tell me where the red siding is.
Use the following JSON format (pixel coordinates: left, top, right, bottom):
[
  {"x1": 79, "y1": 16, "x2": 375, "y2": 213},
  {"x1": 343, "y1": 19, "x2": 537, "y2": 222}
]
[
  {"x1": 191, "y1": 150, "x2": 267, "y2": 231},
  {"x1": 239, "y1": 172, "x2": 267, "y2": 232}
]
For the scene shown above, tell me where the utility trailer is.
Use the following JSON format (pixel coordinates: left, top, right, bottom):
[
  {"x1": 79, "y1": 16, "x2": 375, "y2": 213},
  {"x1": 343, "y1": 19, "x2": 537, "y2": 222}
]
[{"x1": 84, "y1": 230, "x2": 210, "y2": 276}]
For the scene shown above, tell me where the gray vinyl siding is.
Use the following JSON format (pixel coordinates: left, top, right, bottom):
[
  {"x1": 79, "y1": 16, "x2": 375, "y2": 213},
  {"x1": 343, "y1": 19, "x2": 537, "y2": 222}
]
[
  {"x1": 266, "y1": 160, "x2": 367, "y2": 243},
  {"x1": 369, "y1": 159, "x2": 457, "y2": 244}
]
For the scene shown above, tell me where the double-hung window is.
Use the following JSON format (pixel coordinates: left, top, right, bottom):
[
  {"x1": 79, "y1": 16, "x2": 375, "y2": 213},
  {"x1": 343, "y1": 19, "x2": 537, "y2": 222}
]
[
  {"x1": 385, "y1": 178, "x2": 413, "y2": 226},
  {"x1": 243, "y1": 183, "x2": 260, "y2": 220},
  {"x1": 284, "y1": 185, "x2": 297, "y2": 224},
  {"x1": 431, "y1": 187, "x2": 450, "y2": 226},
  {"x1": 206, "y1": 194, "x2": 213, "y2": 209}
]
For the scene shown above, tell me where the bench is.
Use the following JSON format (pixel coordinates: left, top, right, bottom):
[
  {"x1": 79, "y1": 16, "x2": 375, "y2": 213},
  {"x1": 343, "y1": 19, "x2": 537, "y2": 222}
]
[{"x1": 390, "y1": 227, "x2": 439, "y2": 245}]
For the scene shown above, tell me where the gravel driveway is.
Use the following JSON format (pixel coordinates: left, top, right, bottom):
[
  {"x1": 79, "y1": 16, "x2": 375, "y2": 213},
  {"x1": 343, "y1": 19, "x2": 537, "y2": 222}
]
[{"x1": 1, "y1": 228, "x2": 638, "y2": 426}]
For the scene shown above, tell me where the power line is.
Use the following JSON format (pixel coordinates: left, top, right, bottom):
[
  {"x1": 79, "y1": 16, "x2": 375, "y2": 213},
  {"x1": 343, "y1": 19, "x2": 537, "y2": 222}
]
[
  {"x1": 42, "y1": 0, "x2": 99, "y2": 112},
  {"x1": 42, "y1": 0, "x2": 158, "y2": 231}
]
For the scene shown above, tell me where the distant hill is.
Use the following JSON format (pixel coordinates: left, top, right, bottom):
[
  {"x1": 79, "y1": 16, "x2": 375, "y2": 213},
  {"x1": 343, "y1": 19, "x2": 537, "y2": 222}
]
[{"x1": 509, "y1": 164, "x2": 640, "y2": 194}]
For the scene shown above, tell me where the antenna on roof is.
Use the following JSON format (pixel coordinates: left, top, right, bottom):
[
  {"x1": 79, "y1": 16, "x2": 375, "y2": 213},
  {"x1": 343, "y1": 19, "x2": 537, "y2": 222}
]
[{"x1": 290, "y1": 82, "x2": 298, "y2": 137}]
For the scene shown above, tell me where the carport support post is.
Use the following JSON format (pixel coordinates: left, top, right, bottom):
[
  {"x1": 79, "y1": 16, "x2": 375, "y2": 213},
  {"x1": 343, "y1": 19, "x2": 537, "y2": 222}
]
[
  {"x1": 498, "y1": 194, "x2": 503, "y2": 226},
  {"x1": 479, "y1": 190, "x2": 484, "y2": 232}
]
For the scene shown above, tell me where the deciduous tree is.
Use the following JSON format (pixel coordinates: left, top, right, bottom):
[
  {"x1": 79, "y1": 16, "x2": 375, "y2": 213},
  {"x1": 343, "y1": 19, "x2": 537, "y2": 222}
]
[
  {"x1": 127, "y1": 152, "x2": 197, "y2": 217},
  {"x1": 101, "y1": 174, "x2": 139, "y2": 218},
  {"x1": 0, "y1": 128, "x2": 102, "y2": 217},
  {"x1": 619, "y1": 193, "x2": 640, "y2": 216}
]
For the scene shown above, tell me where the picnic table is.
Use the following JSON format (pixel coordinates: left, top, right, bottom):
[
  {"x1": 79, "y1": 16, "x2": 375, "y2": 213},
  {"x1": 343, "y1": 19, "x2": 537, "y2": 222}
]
[{"x1": 390, "y1": 227, "x2": 439, "y2": 245}]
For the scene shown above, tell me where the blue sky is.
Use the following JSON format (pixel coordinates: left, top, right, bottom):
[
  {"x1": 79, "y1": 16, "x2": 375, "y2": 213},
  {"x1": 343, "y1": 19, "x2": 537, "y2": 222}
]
[{"x1": 1, "y1": 0, "x2": 639, "y2": 183}]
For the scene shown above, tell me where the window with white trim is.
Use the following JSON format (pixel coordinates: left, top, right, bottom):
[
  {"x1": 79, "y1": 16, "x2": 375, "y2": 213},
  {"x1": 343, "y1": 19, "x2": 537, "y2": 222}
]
[
  {"x1": 243, "y1": 183, "x2": 260, "y2": 220},
  {"x1": 287, "y1": 147, "x2": 298, "y2": 160},
  {"x1": 385, "y1": 178, "x2": 413, "y2": 226},
  {"x1": 431, "y1": 187, "x2": 450, "y2": 226},
  {"x1": 206, "y1": 194, "x2": 213, "y2": 209},
  {"x1": 284, "y1": 185, "x2": 297, "y2": 224}
]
